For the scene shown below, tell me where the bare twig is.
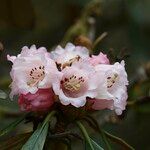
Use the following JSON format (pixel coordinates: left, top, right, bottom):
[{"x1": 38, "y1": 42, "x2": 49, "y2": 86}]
[
  {"x1": 61, "y1": 0, "x2": 102, "y2": 45},
  {"x1": 93, "y1": 32, "x2": 108, "y2": 49},
  {"x1": 0, "y1": 42, "x2": 4, "y2": 51},
  {"x1": 48, "y1": 131, "x2": 83, "y2": 141}
]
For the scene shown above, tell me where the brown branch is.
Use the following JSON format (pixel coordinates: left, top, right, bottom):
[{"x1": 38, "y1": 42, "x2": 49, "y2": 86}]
[{"x1": 93, "y1": 32, "x2": 108, "y2": 49}]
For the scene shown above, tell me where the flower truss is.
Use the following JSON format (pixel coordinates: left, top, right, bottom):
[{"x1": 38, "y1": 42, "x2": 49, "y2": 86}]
[{"x1": 1, "y1": 43, "x2": 134, "y2": 150}]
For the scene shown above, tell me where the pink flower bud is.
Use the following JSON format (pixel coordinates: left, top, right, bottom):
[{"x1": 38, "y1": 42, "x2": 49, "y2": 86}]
[
  {"x1": 89, "y1": 98, "x2": 114, "y2": 110},
  {"x1": 18, "y1": 88, "x2": 55, "y2": 112},
  {"x1": 89, "y1": 52, "x2": 110, "y2": 66}
]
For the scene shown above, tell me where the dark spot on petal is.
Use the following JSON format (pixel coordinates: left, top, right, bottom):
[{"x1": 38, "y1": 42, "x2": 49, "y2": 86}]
[{"x1": 65, "y1": 78, "x2": 68, "y2": 81}]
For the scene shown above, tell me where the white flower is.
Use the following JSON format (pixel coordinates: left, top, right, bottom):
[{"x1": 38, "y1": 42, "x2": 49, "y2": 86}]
[
  {"x1": 50, "y1": 43, "x2": 89, "y2": 69},
  {"x1": 7, "y1": 45, "x2": 60, "y2": 98},
  {"x1": 52, "y1": 60, "x2": 99, "y2": 107},
  {"x1": 93, "y1": 61, "x2": 128, "y2": 115}
]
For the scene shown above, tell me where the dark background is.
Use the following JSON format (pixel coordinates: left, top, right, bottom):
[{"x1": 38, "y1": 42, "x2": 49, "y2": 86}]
[{"x1": 0, "y1": 0, "x2": 149, "y2": 149}]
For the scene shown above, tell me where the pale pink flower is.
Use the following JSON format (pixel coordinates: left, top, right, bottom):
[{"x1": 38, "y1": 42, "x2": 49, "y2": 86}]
[
  {"x1": 7, "y1": 45, "x2": 60, "y2": 98},
  {"x1": 89, "y1": 99, "x2": 114, "y2": 110},
  {"x1": 52, "y1": 60, "x2": 99, "y2": 107},
  {"x1": 50, "y1": 43, "x2": 89, "y2": 69},
  {"x1": 92, "y1": 61, "x2": 128, "y2": 115},
  {"x1": 89, "y1": 52, "x2": 110, "y2": 66},
  {"x1": 18, "y1": 88, "x2": 54, "y2": 112}
]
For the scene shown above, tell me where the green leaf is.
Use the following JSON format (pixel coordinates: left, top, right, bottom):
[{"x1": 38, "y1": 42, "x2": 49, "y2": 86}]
[
  {"x1": 0, "y1": 114, "x2": 26, "y2": 137},
  {"x1": 103, "y1": 130, "x2": 135, "y2": 150},
  {"x1": 85, "y1": 138, "x2": 104, "y2": 150},
  {"x1": 91, "y1": 139, "x2": 104, "y2": 150},
  {"x1": 77, "y1": 121, "x2": 104, "y2": 150},
  {"x1": 0, "y1": 133, "x2": 31, "y2": 150},
  {"x1": 76, "y1": 121, "x2": 94, "y2": 150},
  {"x1": 84, "y1": 115, "x2": 134, "y2": 150},
  {"x1": 21, "y1": 111, "x2": 56, "y2": 150},
  {"x1": 99, "y1": 129, "x2": 112, "y2": 150}
]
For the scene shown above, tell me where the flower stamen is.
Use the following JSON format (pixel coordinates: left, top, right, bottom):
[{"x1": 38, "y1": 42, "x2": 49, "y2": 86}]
[
  {"x1": 61, "y1": 55, "x2": 80, "y2": 69},
  {"x1": 61, "y1": 75, "x2": 84, "y2": 92},
  {"x1": 107, "y1": 73, "x2": 118, "y2": 88},
  {"x1": 28, "y1": 65, "x2": 45, "y2": 86}
]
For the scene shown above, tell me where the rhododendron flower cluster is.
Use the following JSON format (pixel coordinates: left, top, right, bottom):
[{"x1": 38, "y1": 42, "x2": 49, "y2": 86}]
[{"x1": 8, "y1": 43, "x2": 128, "y2": 115}]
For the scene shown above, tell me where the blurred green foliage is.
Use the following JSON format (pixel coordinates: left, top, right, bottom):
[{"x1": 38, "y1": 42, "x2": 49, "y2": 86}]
[{"x1": 0, "y1": 0, "x2": 149, "y2": 149}]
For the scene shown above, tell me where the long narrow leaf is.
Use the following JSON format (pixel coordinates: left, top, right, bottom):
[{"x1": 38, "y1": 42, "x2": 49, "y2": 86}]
[
  {"x1": 85, "y1": 115, "x2": 134, "y2": 150},
  {"x1": 0, "y1": 114, "x2": 26, "y2": 137},
  {"x1": 103, "y1": 130, "x2": 135, "y2": 150},
  {"x1": 21, "y1": 111, "x2": 56, "y2": 150},
  {"x1": 91, "y1": 139, "x2": 104, "y2": 150},
  {"x1": 83, "y1": 116, "x2": 111, "y2": 149},
  {"x1": 99, "y1": 129, "x2": 112, "y2": 150},
  {"x1": 76, "y1": 121, "x2": 94, "y2": 150},
  {"x1": 85, "y1": 138, "x2": 104, "y2": 150},
  {"x1": 0, "y1": 133, "x2": 31, "y2": 150}
]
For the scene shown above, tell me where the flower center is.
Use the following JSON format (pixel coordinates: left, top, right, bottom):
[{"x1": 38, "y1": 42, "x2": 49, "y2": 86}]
[
  {"x1": 60, "y1": 73, "x2": 88, "y2": 98},
  {"x1": 61, "y1": 55, "x2": 80, "y2": 69},
  {"x1": 107, "y1": 73, "x2": 118, "y2": 88},
  {"x1": 28, "y1": 65, "x2": 45, "y2": 87},
  {"x1": 61, "y1": 75, "x2": 84, "y2": 92}
]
